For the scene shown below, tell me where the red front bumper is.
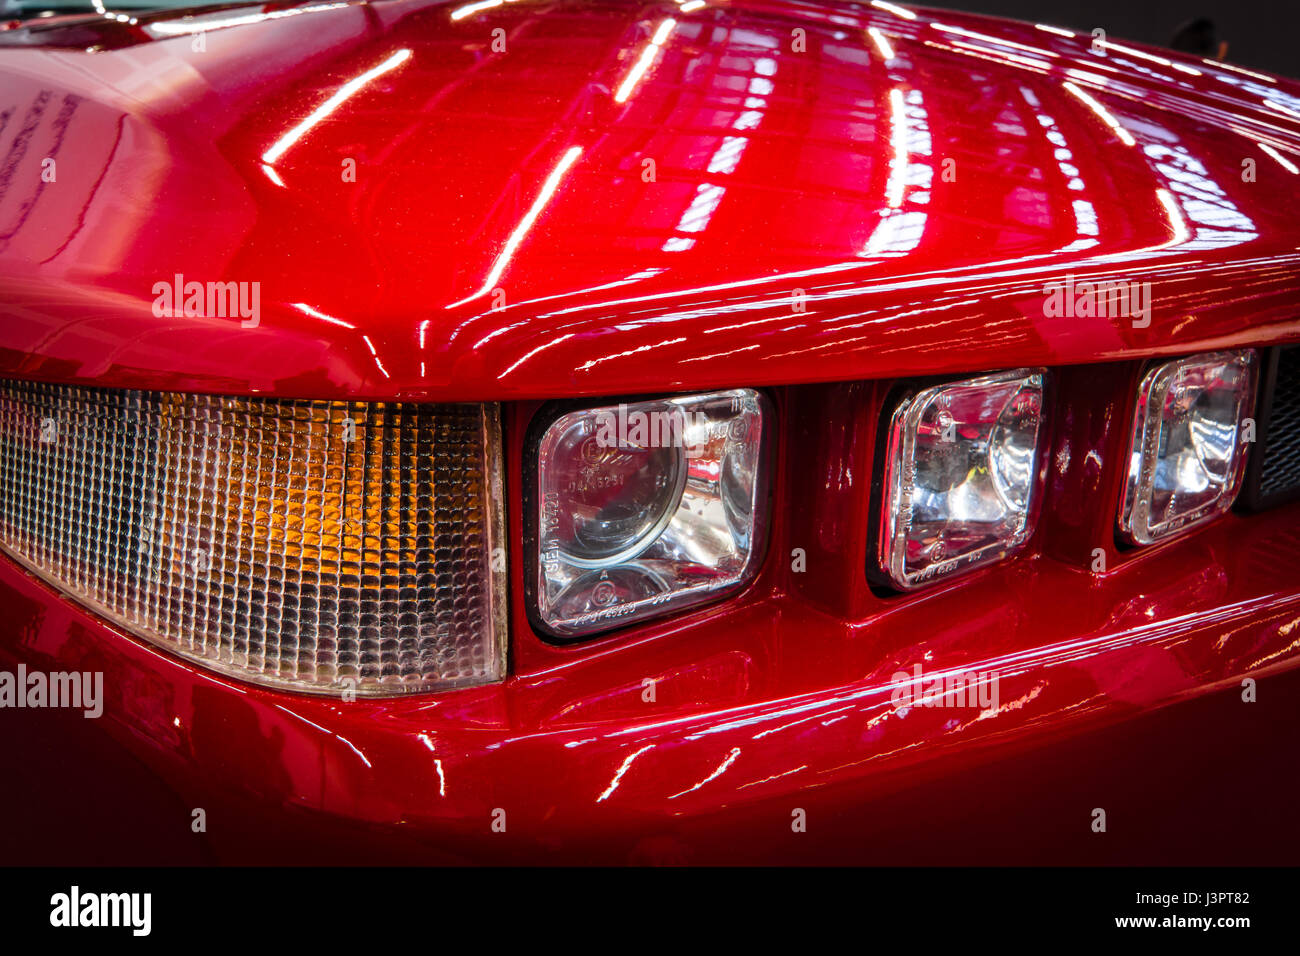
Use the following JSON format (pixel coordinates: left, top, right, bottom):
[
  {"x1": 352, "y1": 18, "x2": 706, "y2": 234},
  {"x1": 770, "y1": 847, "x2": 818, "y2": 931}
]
[{"x1": 4, "y1": 493, "x2": 1299, "y2": 865}]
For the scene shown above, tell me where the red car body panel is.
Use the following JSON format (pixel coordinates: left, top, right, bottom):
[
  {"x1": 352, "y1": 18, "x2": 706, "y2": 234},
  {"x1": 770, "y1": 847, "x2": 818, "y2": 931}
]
[
  {"x1": 2, "y1": 0, "x2": 1300, "y2": 399},
  {"x1": 2, "y1": 0, "x2": 1299, "y2": 863}
]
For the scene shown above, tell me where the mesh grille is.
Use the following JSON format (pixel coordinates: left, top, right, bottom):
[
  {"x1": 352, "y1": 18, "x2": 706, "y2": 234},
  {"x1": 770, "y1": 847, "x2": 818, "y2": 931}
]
[
  {"x1": 0, "y1": 381, "x2": 505, "y2": 695},
  {"x1": 1258, "y1": 346, "x2": 1300, "y2": 500}
]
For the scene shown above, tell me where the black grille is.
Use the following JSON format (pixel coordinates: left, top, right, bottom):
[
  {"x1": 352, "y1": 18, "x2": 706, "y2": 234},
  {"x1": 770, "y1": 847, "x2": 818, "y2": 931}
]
[{"x1": 1241, "y1": 345, "x2": 1300, "y2": 510}]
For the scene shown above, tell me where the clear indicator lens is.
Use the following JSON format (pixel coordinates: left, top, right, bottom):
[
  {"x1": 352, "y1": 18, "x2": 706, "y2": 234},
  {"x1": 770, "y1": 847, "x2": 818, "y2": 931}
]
[{"x1": 535, "y1": 390, "x2": 769, "y2": 638}]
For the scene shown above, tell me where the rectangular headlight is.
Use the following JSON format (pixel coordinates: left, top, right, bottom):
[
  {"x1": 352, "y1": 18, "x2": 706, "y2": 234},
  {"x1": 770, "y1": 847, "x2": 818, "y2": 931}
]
[
  {"x1": 532, "y1": 389, "x2": 770, "y2": 639},
  {"x1": 1119, "y1": 350, "x2": 1257, "y2": 545},
  {"x1": 0, "y1": 382, "x2": 507, "y2": 696},
  {"x1": 875, "y1": 369, "x2": 1047, "y2": 590}
]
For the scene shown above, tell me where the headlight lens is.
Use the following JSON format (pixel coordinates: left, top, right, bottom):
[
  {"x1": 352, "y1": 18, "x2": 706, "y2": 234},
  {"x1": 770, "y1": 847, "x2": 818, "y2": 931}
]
[
  {"x1": 534, "y1": 389, "x2": 770, "y2": 638},
  {"x1": 876, "y1": 369, "x2": 1047, "y2": 590},
  {"x1": 1119, "y1": 350, "x2": 1257, "y2": 545}
]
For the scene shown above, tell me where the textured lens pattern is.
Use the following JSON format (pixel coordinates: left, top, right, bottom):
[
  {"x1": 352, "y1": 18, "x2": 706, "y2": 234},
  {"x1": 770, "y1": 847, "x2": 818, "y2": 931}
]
[{"x1": 0, "y1": 382, "x2": 504, "y2": 695}]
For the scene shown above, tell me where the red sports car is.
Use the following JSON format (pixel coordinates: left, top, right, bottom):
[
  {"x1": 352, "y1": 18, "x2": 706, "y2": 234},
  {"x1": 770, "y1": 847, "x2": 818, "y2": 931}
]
[{"x1": 1, "y1": 0, "x2": 1298, "y2": 867}]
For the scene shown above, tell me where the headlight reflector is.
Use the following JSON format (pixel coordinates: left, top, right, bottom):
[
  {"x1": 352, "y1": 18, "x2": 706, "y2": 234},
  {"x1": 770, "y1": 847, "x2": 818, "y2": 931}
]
[
  {"x1": 876, "y1": 369, "x2": 1047, "y2": 590},
  {"x1": 1119, "y1": 350, "x2": 1257, "y2": 545},
  {"x1": 533, "y1": 389, "x2": 769, "y2": 638}
]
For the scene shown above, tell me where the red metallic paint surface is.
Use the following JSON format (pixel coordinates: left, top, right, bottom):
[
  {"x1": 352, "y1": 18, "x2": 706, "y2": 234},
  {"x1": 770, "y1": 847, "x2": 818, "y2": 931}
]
[
  {"x1": 2, "y1": 0, "x2": 1300, "y2": 862},
  {"x1": 0, "y1": 1, "x2": 1299, "y2": 399},
  {"x1": 3, "y1": 372, "x2": 1300, "y2": 862}
]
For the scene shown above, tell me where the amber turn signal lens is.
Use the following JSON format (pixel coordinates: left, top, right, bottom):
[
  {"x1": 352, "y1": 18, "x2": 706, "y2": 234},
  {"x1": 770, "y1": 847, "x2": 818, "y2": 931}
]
[{"x1": 0, "y1": 382, "x2": 506, "y2": 696}]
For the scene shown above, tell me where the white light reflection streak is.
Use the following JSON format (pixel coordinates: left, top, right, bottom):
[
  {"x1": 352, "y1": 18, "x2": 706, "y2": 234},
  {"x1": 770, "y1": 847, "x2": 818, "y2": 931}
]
[
  {"x1": 579, "y1": 591, "x2": 1300, "y2": 750},
  {"x1": 148, "y1": 2, "x2": 346, "y2": 35},
  {"x1": 263, "y1": 48, "x2": 412, "y2": 165},
  {"x1": 861, "y1": 87, "x2": 931, "y2": 256},
  {"x1": 1034, "y1": 23, "x2": 1073, "y2": 38},
  {"x1": 1141, "y1": 141, "x2": 1254, "y2": 251},
  {"x1": 361, "y1": 334, "x2": 390, "y2": 378},
  {"x1": 1093, "y1": 38, "x2": 1202, "y2": 76},
  {"x1": 885, "y1": 88, "x2": 908, "y2": 207},
  {"x1": 417, "y1": 736, "x2": 447, "y2": 796},
  {"x1": 450, "y1": 0, "x2": 504, "y2": 20},
  {"x1": 1264, "y1": 99, "x2": 1300, "y2": 120},
  {"x1": 1259, "y1": 143, "x2": 1300, "y2": 174},
  {"x1": 86, "y1": 0, "x2": 139, "y2": 26},
  {"x1": 1064, "y1": 67, "x2": 1113, "y2": 85},
  {"x1": 293, "y1": 302, "x2": 355, "y2": 328},
  {"x1": 867, "y1": 27, "x2": 895, "y2": 61},
  {"x1": 663, "y1": 56, "x2": 776, "y2": 252},
  {"x1": 614, "y1": 19, "x2": 676, "y2": 103},
  {"x1": 753, "y1": 705, "x2": 855, "y2": 740},
  {"x1": 469, "y1": 269, "x2": 664, "y2": 339},
  {"x1": 1207, "y1": 59, "x2": 1275, "y2": 83},
  {"x1": 446, "y1": 145, "x2": 583, "y2": 310},
  {"x1": 498, "y1": 332, "x2": 574, "y2": 378},
  {"x1": 575, "y1": 336, "x2": 686, "y2": 372},
  {"x1": 668, "y1": 747, "x2": 741, "y2": 799},
  {"x1": 946, "y1": 40, "x2": 1053, "y2": 73},
  {"x1": 679, "y1": 343, "x2": 759, "y2": 363},
  {"x1": 1155, "y1": 188, "x2": 1191, "y2": 245},
  {"x1": 544, "y1": 243, "x2": 1201, "y2": 330},
  {"x1": 871, "y1": 0, "x2": 916, "y2": 19},
  {"x1": 738, "y1": 765, "x2": 808, "y2": 790},
  {"x1": 1062, "y1": 81, "x2": 1135, "y2": 146},
  {"x1": 597, "y1": 744, "x2": 655, "y2": 802},
  {"x1": 931, "y1": 23, "x2": 1058, "y2": 58},
  {"x1": 1021, "y1": 86, "x2": 1098, "y2": 252},
  {"x1": 535, "y1": 261, "x2": 864, "y2": 319},
  {"x1": 273, "y1": 705, "x2": 372, "y2": 768}
]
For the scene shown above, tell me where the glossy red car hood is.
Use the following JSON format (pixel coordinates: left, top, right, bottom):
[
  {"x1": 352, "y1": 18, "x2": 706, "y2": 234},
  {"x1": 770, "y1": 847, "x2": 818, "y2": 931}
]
[{"x1": 1, "y1": 0, "x2": 1299, "y2": 399}]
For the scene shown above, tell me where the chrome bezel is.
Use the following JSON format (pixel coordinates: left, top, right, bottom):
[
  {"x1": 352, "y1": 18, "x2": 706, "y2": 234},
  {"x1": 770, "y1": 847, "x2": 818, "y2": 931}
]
[
  {"x1": 877, "y1": 368, "x2": 1048, "y2": 591},
  {"x1": 530, "y1": 389, "x2": 773, "y2": 641},
  {"x1": 1118, "y1": 349, "x2": 1258, "y2": 546}
]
